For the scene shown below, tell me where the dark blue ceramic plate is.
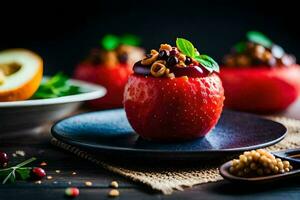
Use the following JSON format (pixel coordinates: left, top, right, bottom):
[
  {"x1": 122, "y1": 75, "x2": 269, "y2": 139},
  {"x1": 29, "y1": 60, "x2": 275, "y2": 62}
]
[{"x1": 51, "y1": 109, "x2": 287, "y2": 161}]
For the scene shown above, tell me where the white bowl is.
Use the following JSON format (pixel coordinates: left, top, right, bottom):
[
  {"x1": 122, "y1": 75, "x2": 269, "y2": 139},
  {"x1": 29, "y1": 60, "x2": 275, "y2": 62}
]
[{"x1": 0, "y1": 77, "x2": 106, "y2": 133}]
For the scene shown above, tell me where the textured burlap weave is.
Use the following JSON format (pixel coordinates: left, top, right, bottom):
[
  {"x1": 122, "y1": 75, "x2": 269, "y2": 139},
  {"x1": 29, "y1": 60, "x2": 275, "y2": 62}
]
[{"x1": 51, "y1": 116, "x2": 300, "y2": 195}]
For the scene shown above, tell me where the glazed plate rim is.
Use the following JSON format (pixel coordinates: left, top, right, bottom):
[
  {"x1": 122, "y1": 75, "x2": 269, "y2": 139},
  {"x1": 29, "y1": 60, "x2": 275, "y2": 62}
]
[
  {"x1": 51, "y1": 109, "x2": 287, "y2": 154},
  {"x1": 0, "y1": 77, "x2": 107, "y2": 108}
]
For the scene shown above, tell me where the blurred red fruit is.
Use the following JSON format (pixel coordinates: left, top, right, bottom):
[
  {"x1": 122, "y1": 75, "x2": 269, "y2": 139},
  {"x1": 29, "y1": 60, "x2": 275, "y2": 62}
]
[
  {"x1": 220, "y1": 65, "x2": 300, "y2": 113},
  {"x1": 74, "y1": 63, "x2": 132, "y2": 109}
]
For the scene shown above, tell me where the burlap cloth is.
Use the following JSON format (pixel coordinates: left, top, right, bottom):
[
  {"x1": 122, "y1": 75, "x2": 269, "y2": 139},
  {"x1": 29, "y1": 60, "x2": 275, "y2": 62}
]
[{"x1": 51, "y1": 116, "x2": 300, "y2": 195}]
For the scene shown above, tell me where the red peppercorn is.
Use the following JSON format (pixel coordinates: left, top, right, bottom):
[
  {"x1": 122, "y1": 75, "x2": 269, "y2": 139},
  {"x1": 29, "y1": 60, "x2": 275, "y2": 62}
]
[
  {"x1": 0, "y1": 151, "x2": 8, "y2": 168},
  {"x1": 65, "y1": 187, "x2": 80, "y2": 198},
  {"x1": 31, "y1": 167, "x2": 46, "y2": 180}
]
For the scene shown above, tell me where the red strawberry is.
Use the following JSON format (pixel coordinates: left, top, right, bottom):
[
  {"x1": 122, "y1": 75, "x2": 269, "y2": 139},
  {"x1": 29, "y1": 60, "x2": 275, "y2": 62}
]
[
  {"x1": 124, "y1": 74, "x2": 224, "y2": 141},
  {"x1": 220, "y1": 65, "x2": 300, "y2": 113},
  {"x1": 74, "y1": 63, "x2": 132, "y2": 109}
]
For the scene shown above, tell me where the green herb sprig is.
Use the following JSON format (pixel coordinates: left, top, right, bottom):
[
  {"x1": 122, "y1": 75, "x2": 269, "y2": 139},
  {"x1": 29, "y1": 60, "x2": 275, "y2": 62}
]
[
  {"x1": 101, "y1": 34, "x2": 141, "y2": 51},
  {"x1": 176, "y1": 38, "x2": 219, "y2": 73},
  {"x1": 246, "y1": 31, "x2": 273, "y2": 48},
  {"x1": 0, "y1": 157, "x2": 36, "y2": 184},
  {"x1": 234, "y1": 31, "x2": 273, "y2": 53},
  {"x1": 32, "y1": 73, "x2": 80, "y2": 99}
]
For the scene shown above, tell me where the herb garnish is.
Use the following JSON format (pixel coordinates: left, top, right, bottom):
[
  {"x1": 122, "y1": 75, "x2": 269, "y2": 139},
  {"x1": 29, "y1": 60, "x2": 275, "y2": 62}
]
[
  {"x1": 32, "y1": 73, "x2": 80, "y2": 99},
  {"x1": 176, "y1": 38, "x2": 219, "y2": 73},
  {"x1": 234, "y1": 41, "x2": 247, "y2": 53},
  {"x1": 246, "y1": 31, "x2": 273, "y2": 48},
  {"x1": 0, "y1": 157, "x2": 36, "y2": 184},
  {"x1": 101, "y1": 34, "x2": 141, "y2": 51},
  {"x1": 176, "y1": 38, "x2": 196, "y2": 58}
]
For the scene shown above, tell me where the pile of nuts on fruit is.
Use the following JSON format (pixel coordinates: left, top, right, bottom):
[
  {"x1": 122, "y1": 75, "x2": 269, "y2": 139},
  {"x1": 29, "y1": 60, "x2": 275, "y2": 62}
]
[
  {"x1": 229, "y1": 149, "x2": 293, "y2": 177},
  {"x1": 86, "y1": 45, "x2": 144, "y2": 67},
  {"x1": 140, "y1": 44, "x2": 198, "y2": 78},
  {"x1": 223, "y1": 42, "x2": 296, "y2": 67}
]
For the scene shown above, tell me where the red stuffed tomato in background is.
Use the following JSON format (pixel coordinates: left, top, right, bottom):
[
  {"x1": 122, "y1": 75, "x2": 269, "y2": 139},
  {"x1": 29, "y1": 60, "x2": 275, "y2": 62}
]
[
  {"x1": 73, "y1": 34, "x2": 144, "y2": 109},
  {"x1": 74, "y1": 63, "x2": 132, "y2": 109},
  {"x1": 222, "y1": 31, "x2": 300, "y2": 113},
  {"x1": 220, "y1": 65, "x2": 300, "y2": 113}
]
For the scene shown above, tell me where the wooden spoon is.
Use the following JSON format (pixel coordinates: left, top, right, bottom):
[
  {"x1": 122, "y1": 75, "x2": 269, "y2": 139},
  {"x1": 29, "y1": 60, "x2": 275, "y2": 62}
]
[{"x1": 219, "y1": 149, "x2": 300, "y2": 183}]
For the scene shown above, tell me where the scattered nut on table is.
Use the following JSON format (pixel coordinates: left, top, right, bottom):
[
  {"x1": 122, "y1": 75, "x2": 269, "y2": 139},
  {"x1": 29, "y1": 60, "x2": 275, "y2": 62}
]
[
  {"x1": 85, "y1": 181, "x2": 93, "y2": 186},
  {"x1": 108, "y1": 189, "x2": 120, "y2": 197},
  {"x1": 110, "y1": 181, "x2": 119, "y2": 188}
]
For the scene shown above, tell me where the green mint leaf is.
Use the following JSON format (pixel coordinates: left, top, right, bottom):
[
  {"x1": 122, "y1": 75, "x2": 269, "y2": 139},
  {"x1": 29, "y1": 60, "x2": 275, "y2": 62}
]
[
  {"x1": 195, "y1": 55, "x2": 220, "y2": 73},
  {"x1": 234, "y1": 41, "x2": 247, "y2": 53},
  {"x1": 101, "y1": 34, "x2": 119, "y2": 50},
  {"x1": 120, "y1": 34, "x2": 140, "y2": 46},
  {"x1": 16, "y1": 168, "x2": 31, "y2": 180},
  {"x1": 1, "y1": 157, "x2": 36, "y2": 184},
  {"x1": 176, "y1": 38, "x2": 195, "y2": 58},
  {"x1": 246, "y1": 31, "x2": 273, "y2": 48},
  {"x1": 32, "y1": 73, "x2": 81, "y2": 99}
]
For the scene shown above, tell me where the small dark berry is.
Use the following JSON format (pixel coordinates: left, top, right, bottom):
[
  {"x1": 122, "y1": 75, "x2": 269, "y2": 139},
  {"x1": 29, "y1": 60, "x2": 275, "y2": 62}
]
[
  {"x1": 118, "y1": 53, "x2": 128, "y2": 64},
  {"x1": 170, "y1": 50, "x2": 178, "y2": 56},
  {"x1": 167, "y1": 56, "x2": 179, "y2": 67},
  {"x1": 0, "y1": 151, "x2": 8, "y2": 168},
  {"x1": 158, "y1": 50, "x2": 169, "y2": 60},
  {"x1": 185, "y1": 57, "x2": 192, "y2": 65},
  {"x1": 31, "y1": 167, "x2": 46, "y2": 180}
]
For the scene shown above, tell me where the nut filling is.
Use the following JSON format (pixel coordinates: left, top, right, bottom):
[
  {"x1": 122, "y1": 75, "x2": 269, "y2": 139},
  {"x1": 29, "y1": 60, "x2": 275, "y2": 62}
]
[
  {"x1": 223, "y1": 31, "x2": 296, "y2": 68},
  {"x1": 133, "y1": 38, "x2": 220, "y2": 78},
  {"x1": 229, "y1": 149, "x2": 293, "y2": 177}
]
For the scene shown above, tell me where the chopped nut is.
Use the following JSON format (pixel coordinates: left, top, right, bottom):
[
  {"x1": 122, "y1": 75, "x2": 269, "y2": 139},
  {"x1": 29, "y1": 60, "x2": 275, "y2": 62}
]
[
  {"x1": 40, "y1": 162, "x2": 47, "y2": 166},
  {"x1": 141, "y1": 50, "x2": 159, "y2": 65},
  {"x1": 236, "y1": 55, "x2": 251, "y2": 66},
  {"x1": 253, "y1": 45, "x2": 265, "y2": 58},
  {"x1": 167, "y1": 73, "x2": 175, "y2": 79},
  {"x1": 101, "y1": 51, "x2": 118, "y2": 67},
  {"x1": 85, "y1": 181, "x2": 93, "y2": 186},
  {"x1": 150, "y1": 61, "x2": 166, "y2": 77},
  {"x1": 110, "y1": 181, "x2": 119, "y2": 188},
  {"x1": 35, "y1": 180, "x2": 42, "y2": 184},
  {"x1": 176, "y1": 61, "x2": 186, "y2": 68},
  {"x1": 159, "y1": 44, "x2": 172, "y2": 51},
  {"x1": 108, "y1": 189, "x2": 120, "y2": 197},
  {"x1": 55, "y1": 170, "x2": 61, "y2": 174},
  {"x1": 47, "y1": 176, "x2": 53, "y2": 180},
  {"x1": 15, "y1": 150, "x2": 25, "y2": 157},
  {"x1": 178, "y1": 53, "x2": 186, "y2": 62},
  {"x1": 72, "y1": 172, "x2": 77, "y2": 175}
]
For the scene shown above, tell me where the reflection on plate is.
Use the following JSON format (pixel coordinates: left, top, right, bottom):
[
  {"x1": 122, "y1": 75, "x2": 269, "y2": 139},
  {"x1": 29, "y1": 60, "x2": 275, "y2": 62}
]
[{"x1": 52, "y1": 109, "x2": 287, "y2": 161}]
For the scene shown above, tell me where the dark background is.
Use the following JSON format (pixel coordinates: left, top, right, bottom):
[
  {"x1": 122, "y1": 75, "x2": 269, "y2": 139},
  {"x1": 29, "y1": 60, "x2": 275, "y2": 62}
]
[{"x1": 0, "y1": 0, "x2": 298, "y2": 75}]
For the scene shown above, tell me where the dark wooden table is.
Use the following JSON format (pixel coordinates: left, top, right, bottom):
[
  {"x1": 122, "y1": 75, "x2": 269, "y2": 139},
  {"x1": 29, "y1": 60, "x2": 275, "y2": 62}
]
[{"x1": 1, "y1": 102, "x2": 300, "y2": 200}]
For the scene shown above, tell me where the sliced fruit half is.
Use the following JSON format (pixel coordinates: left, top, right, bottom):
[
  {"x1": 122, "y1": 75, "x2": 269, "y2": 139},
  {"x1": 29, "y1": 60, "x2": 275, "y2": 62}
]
[{"x1": 0, "y1": 49, "x2": 43, "y2": 101}]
